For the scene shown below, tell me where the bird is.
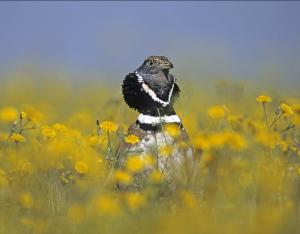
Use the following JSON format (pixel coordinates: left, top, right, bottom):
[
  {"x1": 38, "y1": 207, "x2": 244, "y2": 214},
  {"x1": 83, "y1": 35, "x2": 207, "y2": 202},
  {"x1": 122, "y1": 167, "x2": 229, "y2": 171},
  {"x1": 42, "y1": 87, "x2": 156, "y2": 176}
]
[{"x1": 116, "y1": 56, "x2": 195, "y2": 190}]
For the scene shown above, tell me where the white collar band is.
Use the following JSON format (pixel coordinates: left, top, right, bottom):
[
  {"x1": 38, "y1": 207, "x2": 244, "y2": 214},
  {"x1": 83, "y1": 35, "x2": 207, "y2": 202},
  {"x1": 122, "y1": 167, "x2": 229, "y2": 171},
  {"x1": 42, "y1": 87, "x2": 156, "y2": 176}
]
[
  {"x1": 135, "y1": 72, "x2": 174, "y2": 107},
  {"x1": 137, "y1": 113, "x2": 181, "y2": 125}
]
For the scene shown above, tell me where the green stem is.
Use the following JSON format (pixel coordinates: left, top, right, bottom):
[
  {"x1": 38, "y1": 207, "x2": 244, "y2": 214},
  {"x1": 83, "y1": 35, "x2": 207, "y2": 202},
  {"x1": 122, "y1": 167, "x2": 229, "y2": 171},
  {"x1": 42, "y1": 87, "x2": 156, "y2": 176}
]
[
  {"x1": 279, "y1": 124, "x2": 295, "y2": 134},
  {"x1": 154, "y1": 133, "x2": 159, "y2": 170},
  {"x1": 102, "y1": 148, "x2": 129, "y2": 188},
  {"x1": 96, "y1": 120, "x2": 101, "y2": 136},
  {"x1": 270, "y1": 112, "x2": 283, "y2": 128},
  {"x1": 157, "y1": 108, "x2": 170, "y2": 176},
  {"x1": 262, "y1": 103, "x2": 269, "y2": 129},
  {"x1": 157, "y1": 108, "x2": 168, "y2": 144},
  {"x1": 107, "y1": 131, "x2": 111, "y2": 152},
  {"x1": 19, "y1": 127, "x2": 35, "y2": 134}
]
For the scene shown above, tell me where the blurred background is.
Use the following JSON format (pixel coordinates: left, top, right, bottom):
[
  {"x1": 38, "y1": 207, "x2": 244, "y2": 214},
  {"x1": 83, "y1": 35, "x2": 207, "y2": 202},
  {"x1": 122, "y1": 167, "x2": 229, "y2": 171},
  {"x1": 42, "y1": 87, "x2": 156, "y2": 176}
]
[
  {"x1": 0, "y1": 1, "x2": 300, "y2": 86},
  {"x1": 2, "y1": 4, "x2": 300, "y2": 234}
]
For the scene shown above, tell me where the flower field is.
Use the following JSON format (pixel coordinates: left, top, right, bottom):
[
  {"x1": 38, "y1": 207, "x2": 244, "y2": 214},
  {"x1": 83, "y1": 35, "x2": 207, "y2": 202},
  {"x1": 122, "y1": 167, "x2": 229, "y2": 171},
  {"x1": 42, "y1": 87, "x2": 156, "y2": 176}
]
[{"x1": 0, "y1": 73, "x2": 300, "y2": 234}]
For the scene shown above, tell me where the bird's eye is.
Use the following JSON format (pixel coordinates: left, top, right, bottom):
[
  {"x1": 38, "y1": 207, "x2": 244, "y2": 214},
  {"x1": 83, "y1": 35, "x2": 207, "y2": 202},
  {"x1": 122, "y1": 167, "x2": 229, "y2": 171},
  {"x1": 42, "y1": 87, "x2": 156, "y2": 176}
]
[{"x1": 146, "y1": 60, "x2": 153, "y2": 67}]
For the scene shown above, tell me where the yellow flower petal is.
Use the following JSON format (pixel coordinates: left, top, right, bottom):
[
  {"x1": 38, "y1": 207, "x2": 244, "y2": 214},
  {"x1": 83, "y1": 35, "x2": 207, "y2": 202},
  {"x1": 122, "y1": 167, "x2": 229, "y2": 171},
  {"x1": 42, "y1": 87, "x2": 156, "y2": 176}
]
[{"x1": 256, "y1": 95, "x2": 272, "y2": 103}]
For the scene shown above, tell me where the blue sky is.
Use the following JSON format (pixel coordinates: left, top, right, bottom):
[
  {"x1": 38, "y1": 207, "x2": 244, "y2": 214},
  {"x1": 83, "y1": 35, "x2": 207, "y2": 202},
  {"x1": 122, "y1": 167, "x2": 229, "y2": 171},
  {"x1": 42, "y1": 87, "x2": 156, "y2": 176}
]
[{"x1": 1, "y1": 2, "x2": 300, "y2": 82}]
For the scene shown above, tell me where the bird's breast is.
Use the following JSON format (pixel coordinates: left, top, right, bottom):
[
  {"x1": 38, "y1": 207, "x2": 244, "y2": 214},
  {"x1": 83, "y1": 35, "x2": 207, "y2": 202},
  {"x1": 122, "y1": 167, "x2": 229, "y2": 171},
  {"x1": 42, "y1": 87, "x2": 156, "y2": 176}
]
[{"x1": 126, "y1": 131, "x2": 192, "y2": 172}]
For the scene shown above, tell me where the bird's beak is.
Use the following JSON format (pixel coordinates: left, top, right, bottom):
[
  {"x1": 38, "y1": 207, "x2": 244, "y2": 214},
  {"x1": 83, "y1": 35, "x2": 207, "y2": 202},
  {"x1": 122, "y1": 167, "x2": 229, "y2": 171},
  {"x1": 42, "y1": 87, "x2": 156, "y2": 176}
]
[{"x1": 160, "y1": 62, "x2": 173, "y2": 69}]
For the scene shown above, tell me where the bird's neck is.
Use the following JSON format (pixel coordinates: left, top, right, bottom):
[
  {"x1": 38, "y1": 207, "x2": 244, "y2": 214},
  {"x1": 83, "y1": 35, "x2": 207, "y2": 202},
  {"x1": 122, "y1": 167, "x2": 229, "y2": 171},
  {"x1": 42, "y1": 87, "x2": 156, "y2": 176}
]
[
  {"x1": 122, "y1": 70, "x2": 182, "y2": 131},
  {"x1": 140, "y1": 103, "x2": 176, "y2": 116}
]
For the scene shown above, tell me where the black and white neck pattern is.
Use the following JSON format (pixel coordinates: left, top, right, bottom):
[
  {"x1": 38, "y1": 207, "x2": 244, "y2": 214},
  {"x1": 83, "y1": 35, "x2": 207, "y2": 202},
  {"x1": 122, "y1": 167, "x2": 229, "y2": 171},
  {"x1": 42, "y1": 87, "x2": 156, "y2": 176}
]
[
  {"x1": 122, "y1": 70, "x2": 181, "y2": 131},
  {"x1": 134, "y1": 72, "x2": 175, "y2": 108},
  {"x1": 136, "y1": 113, "x2": 182, "y2": 131},
  {"x1": 122, "y1": 71, "x2": 180, "y2": 115}
]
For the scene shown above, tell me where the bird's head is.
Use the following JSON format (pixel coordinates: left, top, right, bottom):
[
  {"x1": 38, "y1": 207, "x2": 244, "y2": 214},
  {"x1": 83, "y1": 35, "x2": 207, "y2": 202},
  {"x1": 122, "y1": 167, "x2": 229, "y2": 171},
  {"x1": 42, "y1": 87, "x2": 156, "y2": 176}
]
[
  {"x1": 122, "y1": 55, "x2": 180, "y2": 116},
  {"x1": 137, "y1": 56, "x2": 173, "y2": 75}
]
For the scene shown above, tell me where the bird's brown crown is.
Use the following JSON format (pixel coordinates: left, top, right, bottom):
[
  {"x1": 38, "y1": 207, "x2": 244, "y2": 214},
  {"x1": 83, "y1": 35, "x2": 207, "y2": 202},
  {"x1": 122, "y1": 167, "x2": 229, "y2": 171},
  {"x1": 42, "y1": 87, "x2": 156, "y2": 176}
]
[{"x1": 144, "y1": 56, "x2": 173, "y2": 69}]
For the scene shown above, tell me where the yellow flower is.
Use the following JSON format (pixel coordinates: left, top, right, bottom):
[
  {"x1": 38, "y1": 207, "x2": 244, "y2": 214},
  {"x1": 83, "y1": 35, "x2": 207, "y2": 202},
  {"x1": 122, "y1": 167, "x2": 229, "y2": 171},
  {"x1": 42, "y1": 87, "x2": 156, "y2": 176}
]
[
  {"x1": 226, "y1": 132, "x2": 247, "y2": 151},
  {"x1": 19, "y1": 192, "x2": 33, "y2": 209},
  {"x1": 255, "y1": 130, "x2": 280, "y2": 149},
  {"x1": 292, "y1": 103, "x2": 300, "y2": 114},
  {"x1": 88, "y1": 135, "x2": 99, "y2": 146},
  {"x1": 292, "y1": 115, "x2": 300, "y2": 125},
  {"x1": 143, "y1": 155, "x2": 155, "y2": 167},
  {"x1": 227, "y1": 115, "x2": 243, "y2": 128},
  {"x1": 0, "y1": 107, "x2": 18, "y2": 123},
  {"x1": 256, "y1": 95, "x2": 272, "y2": 103},
  {"x1": 88, "y1": 135, "x2": 108, "y2": 147},
  {"x1": 207, "y1": 105, "x2": 226, "y2": 119},
  {"x1": 149, "y1": 170, "x2": 164, "y2": 183},
  {"x1": 22, "y1": 105, "x2": 43, "y2": 123},
  {"x1": 99, "y1": 135, "x2": 108, "y2": 146},
  {"x1": 125, "y1": 155, "x2": 145, "y2": 173},
  {"x1": 159, "y1": 145, "x2": 173, "y2": 156},
  {"x1": 96, "y1": 195, "x2": 121, "y2": 216},
  {"x1": 124, "y1": 134, "x2": 140, "y2": 144},
  {"x1": 52, "y1": 123, "x2": 68, "y2": 132},
  {"x1": 180, "y1": 191, "x2": 197, "y2": 208},
  {"x1": 125, "y1": 192, "x2": 146, "y2": 211},
  {"x1": 42, "y1": 126, "x2": 56, "y2": 139},
  {"x1": 280, "y1": 103, "x2": 294, "y2": 116},
  {"x1": 193, "y1": 134, "x2": 211, "y2": 150},
  {"x1": 114, "y1": 170, "x2": 132, "y2": 185},
  {"x1": 164, "y1": 123, "x2": 180, "y2": 138},
  {"x1": 208, "y1": 132, "x2": 227, "y2": 148},
  {"x1": 20, "y1": 111, "x2": 27, "y2": 119},
  {"x1": 74, "y1": 161, "x2": 89, "y2": 174},
  {"x1": 177, "y1": 140, "x2": 189, "y2": 149},
  {"x1": 290, "y1": 146, "x2": 297, "y2": 152},
  {"x1": 277, "y1": 141, "x2": 288, "y2": 152},
  {"x1": 100, "y1": 121, "x2": 118, "y2": 132},
  {"x1": 10, "y1": 133, "x2": 26, "y2": 142}
]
